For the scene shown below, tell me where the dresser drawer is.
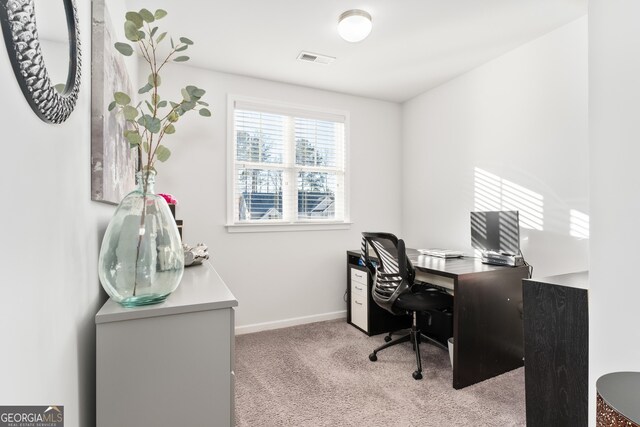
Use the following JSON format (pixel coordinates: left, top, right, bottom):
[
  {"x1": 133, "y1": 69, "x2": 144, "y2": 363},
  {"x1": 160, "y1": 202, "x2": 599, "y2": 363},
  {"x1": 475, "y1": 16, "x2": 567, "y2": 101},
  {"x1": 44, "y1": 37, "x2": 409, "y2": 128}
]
[
  {"x1": 351, "y1": 294, "x2": 368, "y2": 331},
  {"x1": 351, "y1": 268, "x2": 368, "y2": 286},
  {"x1": 351, "y1": 279, "x2": 367, "y2": 298}
]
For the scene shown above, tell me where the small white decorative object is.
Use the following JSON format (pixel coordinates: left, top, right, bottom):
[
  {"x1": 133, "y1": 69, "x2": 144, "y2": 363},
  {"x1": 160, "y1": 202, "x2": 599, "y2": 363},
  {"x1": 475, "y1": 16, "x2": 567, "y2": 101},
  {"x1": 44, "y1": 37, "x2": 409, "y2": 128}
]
[{"x1": 183, "y1": 243, "x2": 209, "y2": 267}]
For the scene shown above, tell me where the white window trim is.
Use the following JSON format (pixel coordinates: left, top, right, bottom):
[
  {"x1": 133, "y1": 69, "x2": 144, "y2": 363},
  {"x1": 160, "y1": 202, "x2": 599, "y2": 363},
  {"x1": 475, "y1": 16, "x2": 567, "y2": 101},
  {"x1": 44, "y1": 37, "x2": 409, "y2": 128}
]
[{"x1": 226, "y1": 94, "x2": 351, "y2": 233}]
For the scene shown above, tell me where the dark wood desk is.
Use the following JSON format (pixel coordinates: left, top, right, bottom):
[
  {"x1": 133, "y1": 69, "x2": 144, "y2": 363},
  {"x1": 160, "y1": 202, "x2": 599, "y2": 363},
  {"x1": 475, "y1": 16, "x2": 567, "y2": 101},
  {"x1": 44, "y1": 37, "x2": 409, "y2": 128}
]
[{"x1": 347, "y1": 249, "x2": 529, "y2": 389}]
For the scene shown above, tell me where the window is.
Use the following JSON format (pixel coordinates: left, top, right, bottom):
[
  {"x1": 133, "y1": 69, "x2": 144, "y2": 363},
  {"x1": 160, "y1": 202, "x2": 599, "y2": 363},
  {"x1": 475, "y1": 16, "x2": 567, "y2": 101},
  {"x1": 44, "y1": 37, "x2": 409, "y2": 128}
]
[{"x1": 228, "y1": 96, "x2": 349, "y2": 231}]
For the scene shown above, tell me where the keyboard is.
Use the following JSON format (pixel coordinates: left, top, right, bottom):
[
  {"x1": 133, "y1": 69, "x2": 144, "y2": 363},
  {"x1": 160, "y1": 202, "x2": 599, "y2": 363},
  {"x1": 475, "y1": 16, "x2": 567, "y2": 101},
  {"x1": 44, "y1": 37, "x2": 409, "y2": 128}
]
[{"x1": 418, "y1": 249, "x2": 463, "y2": 259}]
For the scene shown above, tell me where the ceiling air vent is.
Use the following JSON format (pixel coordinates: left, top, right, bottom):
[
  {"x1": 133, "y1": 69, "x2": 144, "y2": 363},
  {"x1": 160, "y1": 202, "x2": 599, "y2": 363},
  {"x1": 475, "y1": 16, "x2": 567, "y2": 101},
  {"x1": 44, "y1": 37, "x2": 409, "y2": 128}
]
[{"x1": 297, "y1": 51, "x2": 335, "y2": 65}]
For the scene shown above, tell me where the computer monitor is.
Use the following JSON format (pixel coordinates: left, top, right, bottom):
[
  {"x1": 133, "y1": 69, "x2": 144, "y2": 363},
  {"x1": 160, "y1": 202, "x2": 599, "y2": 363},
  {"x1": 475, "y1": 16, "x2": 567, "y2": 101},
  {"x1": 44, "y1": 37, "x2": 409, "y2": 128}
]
[{"x1": 470, "y1": 210, "x2": 520, "y2": 255}]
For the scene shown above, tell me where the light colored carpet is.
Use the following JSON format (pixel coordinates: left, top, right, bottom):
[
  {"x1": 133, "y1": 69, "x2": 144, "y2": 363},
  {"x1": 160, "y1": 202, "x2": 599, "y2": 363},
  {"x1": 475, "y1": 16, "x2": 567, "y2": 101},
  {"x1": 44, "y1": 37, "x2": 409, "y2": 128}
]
[{"x1": 235, "y1": 319, "x2": 525, "y2": 427}]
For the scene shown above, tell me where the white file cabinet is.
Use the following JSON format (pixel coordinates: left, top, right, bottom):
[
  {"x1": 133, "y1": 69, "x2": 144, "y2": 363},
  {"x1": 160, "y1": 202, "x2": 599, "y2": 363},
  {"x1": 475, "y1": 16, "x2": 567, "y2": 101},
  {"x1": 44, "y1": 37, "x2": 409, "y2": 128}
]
[
  {"x1": 346, "y1": 251, "x2": 412, "y2": 336},
  {"x1": 350, "y1": 268, "x2": 369, "y2": 331},
  {"x1": 96, "y1": 262, "x2": 237, "y2": 427}
]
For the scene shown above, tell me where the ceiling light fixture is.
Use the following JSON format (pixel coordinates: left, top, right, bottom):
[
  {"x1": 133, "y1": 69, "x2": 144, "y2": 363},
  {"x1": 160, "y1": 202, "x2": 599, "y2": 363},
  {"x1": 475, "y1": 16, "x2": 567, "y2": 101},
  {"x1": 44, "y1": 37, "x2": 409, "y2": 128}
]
[{"x1": 338, "y1": 9, "x2": 372, "y2": 43}]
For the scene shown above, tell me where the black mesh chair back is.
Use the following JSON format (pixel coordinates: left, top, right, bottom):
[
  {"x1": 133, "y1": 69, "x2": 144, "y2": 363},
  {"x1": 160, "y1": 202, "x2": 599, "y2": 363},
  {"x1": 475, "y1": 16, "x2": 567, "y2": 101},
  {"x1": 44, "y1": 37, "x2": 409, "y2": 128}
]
[
  {"x1": 362, "y1": 232, "x2": 415, "y2": 315},
  {"x1": 361, "y1": 231, "x2": 454, "y2": 380}
]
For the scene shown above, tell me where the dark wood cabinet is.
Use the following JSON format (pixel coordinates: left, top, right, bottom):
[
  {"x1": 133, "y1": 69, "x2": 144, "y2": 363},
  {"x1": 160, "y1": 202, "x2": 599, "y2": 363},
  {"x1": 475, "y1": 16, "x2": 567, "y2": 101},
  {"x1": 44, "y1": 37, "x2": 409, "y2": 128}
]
[{"x1": 523, "y1": 271, "x2": 588, "y2": 427}]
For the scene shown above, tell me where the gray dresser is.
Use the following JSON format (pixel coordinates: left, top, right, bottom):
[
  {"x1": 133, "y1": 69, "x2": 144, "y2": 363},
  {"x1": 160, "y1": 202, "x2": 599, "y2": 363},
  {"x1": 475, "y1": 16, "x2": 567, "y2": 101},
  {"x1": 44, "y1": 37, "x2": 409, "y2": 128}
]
[{"x1": 96, "y1": 262, "x2": 238, "y2": 427}]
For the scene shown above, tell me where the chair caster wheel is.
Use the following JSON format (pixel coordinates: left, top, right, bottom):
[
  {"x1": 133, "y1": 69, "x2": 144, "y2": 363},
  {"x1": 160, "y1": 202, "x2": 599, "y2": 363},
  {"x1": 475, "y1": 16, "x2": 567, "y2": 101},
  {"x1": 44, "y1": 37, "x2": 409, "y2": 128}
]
[
  {"x1": 369, "y1": 353, "x2": 377, "y2": 362},
  {"x1": 384, "y1": 335, "x2": 392, "y2": 342},
  {"x1": 412, "y1": 371, "x2": 423, "y2": 380}
]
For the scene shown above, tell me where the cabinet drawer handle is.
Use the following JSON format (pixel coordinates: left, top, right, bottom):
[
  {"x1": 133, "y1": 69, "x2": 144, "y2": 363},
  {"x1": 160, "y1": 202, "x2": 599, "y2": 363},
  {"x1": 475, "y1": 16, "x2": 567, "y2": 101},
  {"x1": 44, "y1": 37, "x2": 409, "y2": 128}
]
[
  {"x1": 355, "y1": 301, "x2": 363, "y2": 305},
  {"x1": 355, "y1": 286, "x2": 363, "y2": 291},
  {"x1": 354, "y1": 272, "x2": 364, "y2": 279}
]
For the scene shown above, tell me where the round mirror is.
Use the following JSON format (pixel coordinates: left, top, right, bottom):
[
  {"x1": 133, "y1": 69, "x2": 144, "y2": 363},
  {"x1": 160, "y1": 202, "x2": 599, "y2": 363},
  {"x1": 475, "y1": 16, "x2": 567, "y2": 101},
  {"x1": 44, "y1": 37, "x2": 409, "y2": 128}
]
[
  {"x1": 34, "y1": 0, "x2": 70, "y2": 93},
  {"x1": 0, "y1": 0, "x2": 81, "y2": 123}
]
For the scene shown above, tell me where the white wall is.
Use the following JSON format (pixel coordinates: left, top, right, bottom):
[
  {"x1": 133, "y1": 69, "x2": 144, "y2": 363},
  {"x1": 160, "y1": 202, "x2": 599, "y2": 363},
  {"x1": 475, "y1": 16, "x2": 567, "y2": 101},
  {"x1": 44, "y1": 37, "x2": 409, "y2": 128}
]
[
  {"x1": 141, "y1": 64, "x2": 402, "y2": 329},
  {"x1": 589, "y1": 2, "x2": 640, "y2": 425},
  {"x1": 0, "y1": 2, "x2": 114, "y2": 427},
  {"x1": 401, "y1": 17, "x2": 589, "y2": 278}
]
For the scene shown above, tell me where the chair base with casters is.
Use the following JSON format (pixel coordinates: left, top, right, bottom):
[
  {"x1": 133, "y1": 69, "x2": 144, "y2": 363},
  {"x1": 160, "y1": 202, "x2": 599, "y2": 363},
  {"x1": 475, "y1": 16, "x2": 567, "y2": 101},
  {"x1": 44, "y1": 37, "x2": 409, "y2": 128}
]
[{"x1": 368, "y1": 310, "x2": 449, "y2": 380}]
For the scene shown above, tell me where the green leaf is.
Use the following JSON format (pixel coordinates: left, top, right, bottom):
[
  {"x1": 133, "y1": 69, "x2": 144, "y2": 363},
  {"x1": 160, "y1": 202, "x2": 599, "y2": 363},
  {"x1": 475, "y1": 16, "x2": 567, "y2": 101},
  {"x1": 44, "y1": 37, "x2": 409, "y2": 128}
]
[
  {"x1": 143, "y1": 140, "x2": 150, "y2": 153},
  {"x1": 148, "y1": 73, "x2": 161, "y2": 87},
  {"x1": 170, "y1": 37, "x2": 175, "y2": 49},
  {"x1": 174, "y1": 56, "x2": 189, "y2": 62},
  {"x1": 138, "y1": 83, "x2": 153, "y2": 94},
  {"x1": 199, "y1": 108, "x2": 211, "y2": 117},
  {"x1": 137, "y1": 31, "x2": 146, "y2": 40},
  {"x1": 138, "y1": 115, "x2": 162, "y2": 133},
  {"x1": 107, "y1": 101, "x2": 116, "y2": 111},
  {"x1": 149, "y1": 118, "x2": 162, "y2": 134},
  {"x1": 185, "y1": 85, "x2": 207, "y2": 98},
  {"x1": 181, "y1": 88, "x2": 191, "y2": 101},
  {"x1": 155, "y1": 145, "x2": 171, "y2": 162},
  {"x1": 156, "y1": 32, "x2": 167, "y2": 44},
  {"x1": 123, "y1": 105, "x2": 138, "y2": 121},
  {"x1": 151, "y1": 94, "x2": 160, "y2": 105},
  {"x1": 145, "y1": 101, "x2": 154, "y2": 113},
  {"x1": 139, "y1": 8, "x2": 155, "y2": 22},
  {"x1": 150, "y1": 26, "x2": 158, "y2": 38},
  {"x1": 164, "y1": 124, "x2": 176, "y2": 134},
  {"x1": 114, "y1": 92, "x2": 131, "y2": 105},
  {"x1": 53, "y1": 83, "x2": 65, "y2": 94},
  {"x1": 155, "y1": 9, "x2": 167, "y2": 19},
  {"x1": 114, "y1": 42, "x2": 133, "y2": 56},
  {"x1": 125, "y1": 12, "x2": 143, "y2": 28},
  {"x1": 183, "y1": 101, "x2": 196, "y2": 110},
  {"x1": 175, "y1": 45, "x2": 188, "y2": 52},
  {"x1": 157, "y1": 100, "x2": 167, "y2": 108},
  {"x1": 168, "y1": 111, "x2": 179, "y2": 122},
  {"x1": 125, "y1": 131, "x2": 142, "y2": 147},
  {"x1": 124, "y1": 20, "x2": 140, "y2": 41},
  {"x1": 197, "y1": 101, "x2": 209, "y2": 106},
  {"x1": 169, "y1": 101, "x2": 179, "y2": 108},
  {"x1": 180, "y1": 37, "x2": 194, "y2": 45}
]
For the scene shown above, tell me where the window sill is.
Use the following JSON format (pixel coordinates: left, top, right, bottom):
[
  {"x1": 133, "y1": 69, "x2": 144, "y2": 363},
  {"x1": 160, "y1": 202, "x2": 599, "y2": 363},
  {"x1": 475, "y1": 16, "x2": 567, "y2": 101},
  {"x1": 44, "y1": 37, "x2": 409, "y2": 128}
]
[{"x1": 226, "y1": 221, "x2": 352, "y2": 233}]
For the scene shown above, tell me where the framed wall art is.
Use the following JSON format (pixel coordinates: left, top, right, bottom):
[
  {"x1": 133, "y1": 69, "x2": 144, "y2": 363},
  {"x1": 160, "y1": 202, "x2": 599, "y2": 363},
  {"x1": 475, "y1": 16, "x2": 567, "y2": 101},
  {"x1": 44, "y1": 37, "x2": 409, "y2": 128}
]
[{"x1": 91, "y1": 0, "x2": 137, "y2": 204}]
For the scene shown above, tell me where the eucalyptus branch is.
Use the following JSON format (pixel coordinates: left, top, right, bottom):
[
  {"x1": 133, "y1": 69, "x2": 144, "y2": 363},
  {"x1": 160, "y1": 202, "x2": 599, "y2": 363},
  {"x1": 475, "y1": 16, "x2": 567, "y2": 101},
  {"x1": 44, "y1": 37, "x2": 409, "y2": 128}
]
[
  {"x1": 137, "y1": 39, "x2": 153, "y2": 66},
  {"x1": 111, "y1": 7, "x2": 210, "y2": 175},
  {"x1": 147, "y1": 23, "x2": 158, "y2": 75},
  {"x1": 159, "y1": 100, "x2": 186, "y2": 122},
  {"x1": 149, "y1": 133, "x2": 164, "y2": 163},
  {"x1": 157, "y1": 46, "x2": 179, "y2": 73}
]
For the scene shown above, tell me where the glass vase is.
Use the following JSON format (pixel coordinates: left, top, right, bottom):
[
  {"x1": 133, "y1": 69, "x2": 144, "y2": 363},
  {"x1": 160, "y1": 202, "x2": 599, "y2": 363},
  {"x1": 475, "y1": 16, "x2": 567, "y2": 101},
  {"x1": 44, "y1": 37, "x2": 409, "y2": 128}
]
[{"x1": 98, "y1": 170, "x2": 184, "y2": 307}]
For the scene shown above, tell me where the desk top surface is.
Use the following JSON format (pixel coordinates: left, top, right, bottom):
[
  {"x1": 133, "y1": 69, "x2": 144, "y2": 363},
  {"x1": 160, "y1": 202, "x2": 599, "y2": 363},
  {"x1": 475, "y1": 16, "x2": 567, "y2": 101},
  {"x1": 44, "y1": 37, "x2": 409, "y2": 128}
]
[
  {"x1": 348, "y1": 248, "x2": 527, "y2": 278},
  {"x1": 96, "y1": 261, "x2": 238, "y2": 324},
  {"x1": 524, "y1": 270, "x2": 588, "y2": 290}
]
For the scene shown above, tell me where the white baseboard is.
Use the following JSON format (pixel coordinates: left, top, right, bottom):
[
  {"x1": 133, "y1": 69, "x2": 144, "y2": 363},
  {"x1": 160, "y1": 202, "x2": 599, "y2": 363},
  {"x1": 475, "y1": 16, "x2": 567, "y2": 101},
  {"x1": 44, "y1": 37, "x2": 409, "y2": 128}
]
[{"x1": 235, "y1": 310, "x2": 347, "y2": 335}]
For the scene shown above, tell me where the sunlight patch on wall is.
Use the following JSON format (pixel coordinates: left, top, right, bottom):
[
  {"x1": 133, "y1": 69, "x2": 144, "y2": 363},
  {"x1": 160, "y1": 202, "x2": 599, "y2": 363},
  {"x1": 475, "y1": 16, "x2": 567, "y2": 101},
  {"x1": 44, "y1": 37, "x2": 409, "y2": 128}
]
[
  {"x1": 474, "y1": 167, "x2": 544, "y2": 231},
  {"x1": 570, "y1": 209, "x2": 589, "y2": 239}
]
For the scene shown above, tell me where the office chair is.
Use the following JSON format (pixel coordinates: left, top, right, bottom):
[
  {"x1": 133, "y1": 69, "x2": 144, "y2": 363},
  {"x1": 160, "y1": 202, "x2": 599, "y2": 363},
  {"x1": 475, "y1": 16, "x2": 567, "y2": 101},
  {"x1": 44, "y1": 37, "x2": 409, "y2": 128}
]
[{"x1": 361, "y1": 232, "x2": 453, "y2": 380}]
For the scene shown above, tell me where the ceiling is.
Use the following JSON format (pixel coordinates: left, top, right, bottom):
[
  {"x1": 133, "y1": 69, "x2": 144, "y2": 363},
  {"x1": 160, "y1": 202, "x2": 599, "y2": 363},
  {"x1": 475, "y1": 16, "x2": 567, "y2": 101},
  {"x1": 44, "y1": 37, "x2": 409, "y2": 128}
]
[{"x1": 40, "y1": 0, "x2": 587, "y2": 103}]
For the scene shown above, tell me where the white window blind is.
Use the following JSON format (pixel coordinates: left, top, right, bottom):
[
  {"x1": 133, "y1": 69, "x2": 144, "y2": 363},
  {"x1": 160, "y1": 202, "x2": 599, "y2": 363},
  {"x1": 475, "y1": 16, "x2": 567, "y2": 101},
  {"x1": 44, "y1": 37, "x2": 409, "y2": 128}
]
[{"x1": 230, "y1": 98, "x2": 347, "y2": 226}]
